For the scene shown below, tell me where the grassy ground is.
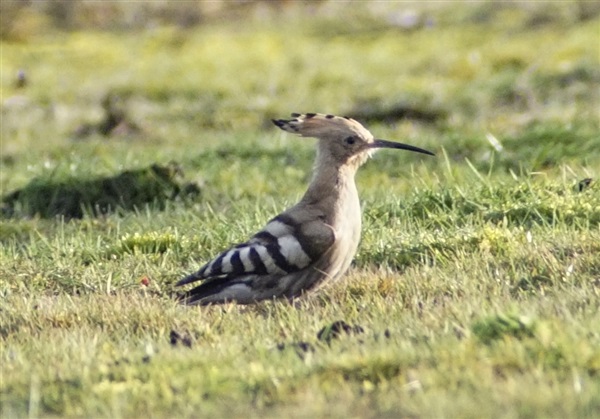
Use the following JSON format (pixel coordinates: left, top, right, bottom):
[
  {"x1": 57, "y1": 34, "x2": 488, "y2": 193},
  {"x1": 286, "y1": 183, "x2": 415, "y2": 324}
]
[{"x1": 1, "y1": 2, "x2": 600, "y2": 417}]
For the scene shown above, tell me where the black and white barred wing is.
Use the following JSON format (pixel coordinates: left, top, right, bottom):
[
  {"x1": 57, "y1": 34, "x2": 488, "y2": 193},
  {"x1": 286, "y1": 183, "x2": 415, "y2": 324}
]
[{"x1": 176, "y1": 213, "x2": 335, "y2": 287}]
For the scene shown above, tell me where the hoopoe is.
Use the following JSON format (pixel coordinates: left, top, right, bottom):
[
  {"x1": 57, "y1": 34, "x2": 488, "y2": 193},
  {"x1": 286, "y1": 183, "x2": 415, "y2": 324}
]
[{"x1": 177, "y1": 113, "x2": 434, "y2": 305}]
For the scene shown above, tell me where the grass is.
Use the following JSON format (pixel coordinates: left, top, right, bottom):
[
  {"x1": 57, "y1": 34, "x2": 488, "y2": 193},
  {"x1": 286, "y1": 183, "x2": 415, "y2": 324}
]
[{"x1": 1, "y1": 2, "x2": 600, "y2": 417}]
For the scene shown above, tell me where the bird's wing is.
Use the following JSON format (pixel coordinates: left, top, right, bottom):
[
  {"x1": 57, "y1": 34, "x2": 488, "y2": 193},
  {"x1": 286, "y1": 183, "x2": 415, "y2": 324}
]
[{"x1": 177, "y1": 212, "x2": 336, "y2": 287}]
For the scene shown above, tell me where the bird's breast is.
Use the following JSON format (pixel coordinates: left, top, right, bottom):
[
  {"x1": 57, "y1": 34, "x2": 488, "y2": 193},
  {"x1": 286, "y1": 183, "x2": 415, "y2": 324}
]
[
  {"x1": 282, "y1": 180, "x2": 362, "y2": 298},
  {"x1": 328, "y1": 181, "x2": 362, "y2": 278}
]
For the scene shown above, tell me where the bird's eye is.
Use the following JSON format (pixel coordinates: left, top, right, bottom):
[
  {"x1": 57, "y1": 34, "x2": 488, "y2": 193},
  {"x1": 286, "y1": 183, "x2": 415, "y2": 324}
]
[{"x1": 344, "y1": 136, "x2": 356, "y2": 145}]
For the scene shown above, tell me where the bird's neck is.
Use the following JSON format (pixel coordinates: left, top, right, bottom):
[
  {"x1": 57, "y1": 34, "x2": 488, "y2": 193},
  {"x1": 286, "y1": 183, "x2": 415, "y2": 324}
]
[{"x1": 300, "y1": 148, "x2": 360, "y2": 213}]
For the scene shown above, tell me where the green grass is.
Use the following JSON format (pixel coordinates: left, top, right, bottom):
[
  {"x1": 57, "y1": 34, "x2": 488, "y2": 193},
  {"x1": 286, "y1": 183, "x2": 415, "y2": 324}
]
[{"x1": 1, "y1": 3, "x2": 600, "y2": 418}]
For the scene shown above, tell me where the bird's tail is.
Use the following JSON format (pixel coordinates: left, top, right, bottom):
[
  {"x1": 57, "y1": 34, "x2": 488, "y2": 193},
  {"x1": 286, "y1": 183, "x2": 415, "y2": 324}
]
[
  {"x1": 179, "y1": 277, "x2": 254, "y2": 305},
  {"x1": 175, "y1": 272, "x2": 203, "y2": 287},
  {"x1": 179, "y1": 280, "x2": 225, "y2": 305}
]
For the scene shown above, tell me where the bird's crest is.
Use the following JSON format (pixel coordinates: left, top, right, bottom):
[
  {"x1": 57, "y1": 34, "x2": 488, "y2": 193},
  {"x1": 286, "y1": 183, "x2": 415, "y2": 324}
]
[{"x1": 272, "y1": 113, "x2": 373, "y2": 141}]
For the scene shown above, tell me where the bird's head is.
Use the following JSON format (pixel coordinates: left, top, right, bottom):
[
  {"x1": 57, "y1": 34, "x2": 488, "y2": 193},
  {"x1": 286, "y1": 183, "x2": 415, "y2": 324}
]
[{"x1": 272, "y1": 113, "x2": 434, "y2": 168}]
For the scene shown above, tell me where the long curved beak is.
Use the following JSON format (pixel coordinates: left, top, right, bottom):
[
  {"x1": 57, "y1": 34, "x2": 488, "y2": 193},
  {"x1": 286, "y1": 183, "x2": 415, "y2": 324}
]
[{"x1": 371, "y1": 139, "x2": 435, "y2": 156}]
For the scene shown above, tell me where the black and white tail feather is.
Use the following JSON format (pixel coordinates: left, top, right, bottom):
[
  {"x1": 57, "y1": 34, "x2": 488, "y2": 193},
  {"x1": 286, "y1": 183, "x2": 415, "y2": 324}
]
[{"x1": 176, "y1": 113, "x2": 434, "y2": 305}]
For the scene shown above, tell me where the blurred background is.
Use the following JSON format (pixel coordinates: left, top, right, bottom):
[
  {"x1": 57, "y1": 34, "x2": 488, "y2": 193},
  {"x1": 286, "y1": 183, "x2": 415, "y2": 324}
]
[{"x1": 2, "y1": 0, "x2": 599, "y2": 209}]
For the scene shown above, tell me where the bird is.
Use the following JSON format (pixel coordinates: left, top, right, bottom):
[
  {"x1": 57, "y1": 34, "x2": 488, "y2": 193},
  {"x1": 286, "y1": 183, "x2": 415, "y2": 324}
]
[{"x1": 177, "y1": 113, "x2": 434, "y2": 305}]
